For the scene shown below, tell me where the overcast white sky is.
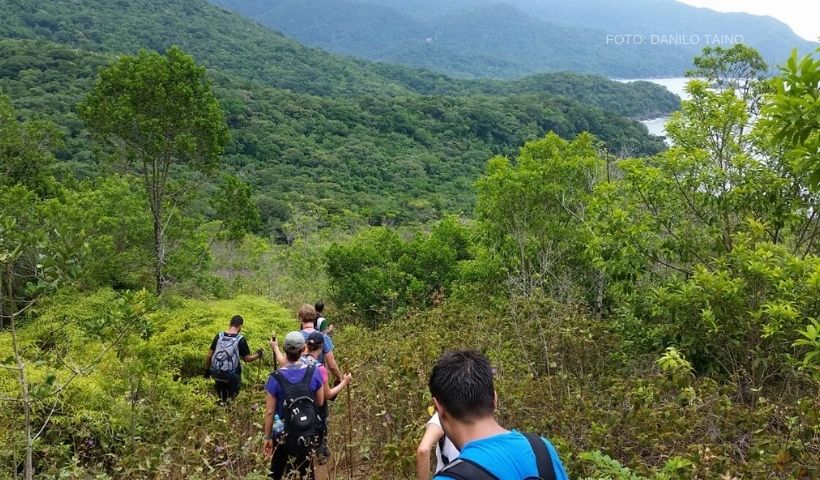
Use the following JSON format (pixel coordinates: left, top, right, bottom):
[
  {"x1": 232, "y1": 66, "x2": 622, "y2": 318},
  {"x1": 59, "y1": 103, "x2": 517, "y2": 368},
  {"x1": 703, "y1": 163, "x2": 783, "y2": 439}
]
[{"x1": 678, "y1": 0, "x2": 819, "y2": 41}]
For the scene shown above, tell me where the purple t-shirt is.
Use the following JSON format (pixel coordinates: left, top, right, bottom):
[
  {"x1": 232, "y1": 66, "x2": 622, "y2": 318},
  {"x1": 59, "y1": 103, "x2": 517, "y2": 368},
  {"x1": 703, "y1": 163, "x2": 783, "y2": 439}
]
[{"x1": 265, "y1": 364, "x2": 323, "y2": 417}]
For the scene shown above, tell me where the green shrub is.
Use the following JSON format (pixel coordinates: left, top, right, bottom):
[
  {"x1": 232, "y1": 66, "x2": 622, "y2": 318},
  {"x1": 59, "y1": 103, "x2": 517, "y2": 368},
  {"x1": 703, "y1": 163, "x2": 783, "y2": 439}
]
[
  {"x1": 0, "y1": 290, "x2": 296, "y2": 479},
  {"x1": 325, "y1": 216, "x2": 471, "y2": 326}
]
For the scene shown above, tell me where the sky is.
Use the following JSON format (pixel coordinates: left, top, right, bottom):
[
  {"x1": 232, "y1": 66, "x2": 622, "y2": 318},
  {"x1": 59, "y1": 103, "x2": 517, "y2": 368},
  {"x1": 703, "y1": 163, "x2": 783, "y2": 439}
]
[{"x1": 678, "y1": 0, "x2": 820, "y2": 41}]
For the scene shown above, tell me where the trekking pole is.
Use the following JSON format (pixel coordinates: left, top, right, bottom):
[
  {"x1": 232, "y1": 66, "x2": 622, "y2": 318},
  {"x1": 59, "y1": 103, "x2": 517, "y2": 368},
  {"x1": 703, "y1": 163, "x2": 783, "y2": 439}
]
[{"x1": 344, "y1": 363, "x2": 353, "y2": 480}]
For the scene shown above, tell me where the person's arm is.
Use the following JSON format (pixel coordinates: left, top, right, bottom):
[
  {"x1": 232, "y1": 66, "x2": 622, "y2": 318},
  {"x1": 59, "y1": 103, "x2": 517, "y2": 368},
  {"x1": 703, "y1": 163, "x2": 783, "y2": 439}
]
[
  {"x1": 269, "y1": 338, "x2": 286, "y2": 368},
  {"x1": 324, "y1": 350, "x2": 343, "y2": 382},
  {"x1": 416, "y1": 422, "x2": 444, "y2": 480},
  {"x1": 204, "y1": 349, "x2": 214, "y2": 369},
  {"x1": 263, "y1": 392, "x2": 276, "y2": 458},
  {"x1": 326, "y1": 324, "x2": 335, "y2": 335},
  {"x1": 315, "y1": 376, "x2": 326, "y2": 407},
  {"x1": 327, "y1": 373, "x2": 352, "y2": 400},
  {"x1": 240, "y1": 338, "x2": 263, "y2": 363},
  {"x1": 205, "y1": 335, "x2": 219, "y2": 376},
  {"x1": 242, "y1": 349, "x2": 264, "y2": 363}
]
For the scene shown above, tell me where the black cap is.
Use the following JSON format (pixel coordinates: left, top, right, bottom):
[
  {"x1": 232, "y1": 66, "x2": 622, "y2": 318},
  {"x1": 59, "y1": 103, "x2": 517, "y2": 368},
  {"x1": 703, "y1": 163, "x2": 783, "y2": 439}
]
[{"x1": 306, "y1": 331, "x2": 324, "y2": 349}]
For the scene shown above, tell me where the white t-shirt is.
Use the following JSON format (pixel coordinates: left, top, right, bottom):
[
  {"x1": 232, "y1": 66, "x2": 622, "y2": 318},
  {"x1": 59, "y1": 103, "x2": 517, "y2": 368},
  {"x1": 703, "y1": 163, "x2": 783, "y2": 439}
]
[{"x1": 427, "y1": 412, "x2": 460, "y2": 472}]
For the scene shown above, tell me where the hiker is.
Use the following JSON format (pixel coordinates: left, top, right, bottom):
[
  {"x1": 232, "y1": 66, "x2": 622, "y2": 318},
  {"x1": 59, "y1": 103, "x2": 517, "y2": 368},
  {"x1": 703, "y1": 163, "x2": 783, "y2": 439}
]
[
  {"x1": 204, "y1": 314, "x2": 264, "y2": 402},
  {"x1": 314, "y1": 300, "x2": 334, "y2": 335},
  {"x1": 264, "y1": 331, "x2": 325, "y2": 480},
  {"x1": 270, "y1": 330, "x2": 352, "y2": 464},
  {"x1": 429, "y1": 350, "x2": 569, "y2": 480},
  {"x1": 304, "y1": 331, "x2": 352, "y2": 463},
  {"x1": 417, "y1": 411, "x2": 460, "y2": 480},
  {"x1": 297, "y1": 304, "x2": 343, "y2": 383},
  {"x1": 270, "y1": 331, "x2": 352, "y2": 400}
]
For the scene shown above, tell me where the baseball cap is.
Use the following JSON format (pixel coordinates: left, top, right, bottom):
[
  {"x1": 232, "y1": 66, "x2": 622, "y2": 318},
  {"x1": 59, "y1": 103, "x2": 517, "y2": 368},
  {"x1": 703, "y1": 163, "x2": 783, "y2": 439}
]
[
  {"x1": 306, "y1": 331, "x2": 324, "y2": 350},
  {"x1": 284, "y1": 331, "x2": 306, "y2": 353}
]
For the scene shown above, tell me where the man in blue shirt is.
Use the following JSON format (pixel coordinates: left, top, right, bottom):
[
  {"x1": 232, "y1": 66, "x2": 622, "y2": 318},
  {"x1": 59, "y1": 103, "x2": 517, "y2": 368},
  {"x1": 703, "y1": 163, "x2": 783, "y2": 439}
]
[
  {"x1": 430, "y1": 350, "x2": 569, "y2": 480},
  {"x1": 297, "y1": 304, "x2": 343, "y2": 382}
]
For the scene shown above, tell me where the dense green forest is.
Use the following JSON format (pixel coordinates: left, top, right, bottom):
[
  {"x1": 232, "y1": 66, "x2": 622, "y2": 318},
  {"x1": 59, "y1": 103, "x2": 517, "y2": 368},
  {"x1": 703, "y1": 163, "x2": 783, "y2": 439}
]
[
  {"x1": 0, "y1": 36, "x2": 669, "y2": 231},
  {"x1": 210, "y1": 0, "x2": 818, "y2": 79},
  {"x1": 1, "y1": 0, "x2": 819, "y2": 478},
  {"x1": 0, "y1": 0, "x2": 679, "y2": 106},
  {"x1": 0, "y1": 0, "x2": 677, "y2": 232}
]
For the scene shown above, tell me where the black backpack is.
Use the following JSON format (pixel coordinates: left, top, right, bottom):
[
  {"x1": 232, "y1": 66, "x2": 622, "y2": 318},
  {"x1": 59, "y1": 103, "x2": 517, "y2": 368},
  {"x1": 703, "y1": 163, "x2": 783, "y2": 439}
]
[
  {"x1": 436, "y1": 432, "x2": 557, "y2": 480},
  {"x1": 273, "y1": 365, "x2": 322, "y2": 451}
]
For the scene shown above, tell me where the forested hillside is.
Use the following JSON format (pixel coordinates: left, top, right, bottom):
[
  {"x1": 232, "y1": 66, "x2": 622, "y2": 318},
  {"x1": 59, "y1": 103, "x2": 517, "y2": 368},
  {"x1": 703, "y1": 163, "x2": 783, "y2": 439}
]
[
  {"x1": 210, "y1": 0, "x2": 818, "y2": 78},
  {"x1": 0, "y1": 0, "x2": 678, "y2": 106},
  {"x1": 0, "y1": 34, "x2": 669, "y2": 230}
]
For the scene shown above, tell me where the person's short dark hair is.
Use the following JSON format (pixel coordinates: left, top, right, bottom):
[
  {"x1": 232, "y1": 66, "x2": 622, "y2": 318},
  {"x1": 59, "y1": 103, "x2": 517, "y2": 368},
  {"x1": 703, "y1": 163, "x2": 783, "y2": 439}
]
[
  {"x1": 315, "y1": 301, "x2": 325, "y2": 313},
  {"x1": 285, "y1": 349, "x2": 302, "y2": 362},
  {"x1": 429, "y1": 350, "x2": 495, "y2": 422},
  {"x1": 229, "y1": 315, "x2": 244, "y2": 327}
]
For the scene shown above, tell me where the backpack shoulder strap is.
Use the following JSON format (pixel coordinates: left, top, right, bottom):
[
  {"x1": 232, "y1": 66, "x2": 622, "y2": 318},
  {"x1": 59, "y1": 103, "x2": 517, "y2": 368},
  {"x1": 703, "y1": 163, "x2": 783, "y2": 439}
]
[
  {"x1": 270, "y1": 364, "x2": 316, "y2": 390},
  {"x1": 523, "y1": 433, "x2": 556, "y2": 480},
  {"x1": 437, "y1": 458, "x2": 498, "y2": 480},
  {"x1": 299, "y1": 364, "x2": 316, "y2": 387},
  {"x1": 438, "y1": 436, "x2": 449, "y2": 465}
]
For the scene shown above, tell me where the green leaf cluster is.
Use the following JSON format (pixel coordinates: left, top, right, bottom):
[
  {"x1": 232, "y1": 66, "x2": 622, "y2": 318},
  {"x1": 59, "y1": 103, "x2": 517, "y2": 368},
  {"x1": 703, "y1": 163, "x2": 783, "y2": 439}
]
[{"x1": 325, "y1": 217, "x2": 471, "y2": 326}]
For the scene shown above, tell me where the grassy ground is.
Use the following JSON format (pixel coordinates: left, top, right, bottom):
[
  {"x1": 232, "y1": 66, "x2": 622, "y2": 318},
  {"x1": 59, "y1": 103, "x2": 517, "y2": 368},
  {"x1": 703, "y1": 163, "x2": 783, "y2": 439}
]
[{"x1": 2, "y1": 291, "x2": 818, "y2": 478}]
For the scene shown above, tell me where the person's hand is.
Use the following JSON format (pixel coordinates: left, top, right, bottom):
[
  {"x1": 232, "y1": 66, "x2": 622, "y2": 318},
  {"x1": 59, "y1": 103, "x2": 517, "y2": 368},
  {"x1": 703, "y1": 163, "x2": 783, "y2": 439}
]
[
  {"x1": 264, "y1": 439, "x2": 274, "y2": 458},
  {"x1": 342, "y1": 372, "x2": 353, "y2": 386},
  {"x1": 269, "y1": 337, "x2": 278, "y2": 351},
  {"x1": 327, "y1": 324, "x2": 335, "y2": 335},
  {"x1": 255, "y1": 348, "x2": 264, "y2": 359},
  {"x1": 204, "y1": 369, "x2": 211, "y2": 379}
]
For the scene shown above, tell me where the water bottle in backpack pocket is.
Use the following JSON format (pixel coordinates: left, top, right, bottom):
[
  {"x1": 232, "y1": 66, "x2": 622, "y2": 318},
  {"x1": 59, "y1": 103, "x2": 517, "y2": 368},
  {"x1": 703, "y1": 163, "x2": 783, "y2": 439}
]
[{"x1": 273, "y1": 414, "x2": 285, "y2": 440}]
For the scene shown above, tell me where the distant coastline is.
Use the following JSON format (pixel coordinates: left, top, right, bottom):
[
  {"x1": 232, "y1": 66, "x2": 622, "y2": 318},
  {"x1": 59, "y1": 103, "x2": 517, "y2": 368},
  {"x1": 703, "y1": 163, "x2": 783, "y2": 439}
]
[{"x1": 615, "y1": 77, "x2": 690, "y2": 138}]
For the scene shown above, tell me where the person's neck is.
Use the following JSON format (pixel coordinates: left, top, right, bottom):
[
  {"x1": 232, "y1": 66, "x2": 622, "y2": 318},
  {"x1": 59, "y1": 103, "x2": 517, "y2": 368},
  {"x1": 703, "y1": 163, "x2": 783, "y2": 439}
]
[
  {"x1": 227, "y1": 327, "x2": 240, "y2": 334},
  {"x1": 302, "y1": 325, "x2": 315, "y2": 332},
  {"x1": 447, "y1": 416, "x2": 507, "y2": 450}
]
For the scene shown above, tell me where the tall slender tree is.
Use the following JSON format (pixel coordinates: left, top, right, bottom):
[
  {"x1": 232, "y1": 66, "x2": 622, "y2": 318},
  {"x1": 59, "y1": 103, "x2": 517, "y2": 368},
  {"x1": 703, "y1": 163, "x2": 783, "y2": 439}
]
[{"x1": 80, "y1": 46, "x2": 229, "y2": 294}]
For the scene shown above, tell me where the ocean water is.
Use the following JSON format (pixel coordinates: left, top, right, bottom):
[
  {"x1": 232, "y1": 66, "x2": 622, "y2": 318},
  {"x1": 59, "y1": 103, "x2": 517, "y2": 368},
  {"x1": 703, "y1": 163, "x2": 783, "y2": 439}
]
[{"x1": 616, "y1": 77, "x2": 690, "y2": 138}]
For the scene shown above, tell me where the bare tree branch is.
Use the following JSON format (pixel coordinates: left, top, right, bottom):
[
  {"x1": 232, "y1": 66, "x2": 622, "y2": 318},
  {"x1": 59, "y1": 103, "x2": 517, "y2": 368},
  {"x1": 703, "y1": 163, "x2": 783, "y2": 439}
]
[
  {"x1": 53, "y1": 327, "x2": 131, "y2": 395},
  {"x1": 31, "y1": 400, "x2": 59, "y2": 442}
]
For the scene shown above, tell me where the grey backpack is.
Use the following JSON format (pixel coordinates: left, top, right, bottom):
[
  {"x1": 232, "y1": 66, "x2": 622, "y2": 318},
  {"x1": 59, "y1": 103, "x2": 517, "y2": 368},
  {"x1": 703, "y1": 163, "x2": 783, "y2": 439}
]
[{"x1": 210, "y1": 332, "x2": 242, "y2": 379}]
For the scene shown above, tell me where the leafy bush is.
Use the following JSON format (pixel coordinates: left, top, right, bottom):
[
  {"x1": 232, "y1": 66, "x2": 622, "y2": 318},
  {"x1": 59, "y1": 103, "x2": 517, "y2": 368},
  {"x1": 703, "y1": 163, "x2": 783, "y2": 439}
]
[
  {"x1": 1, "y1": 290, "x2": 297, "y2": 478},
  {"x1": 329, "y1": 295, "x2": 820, "y2": 479},
  {"x1": 325, "y1": 216, "x2": 471, "y2": 326}
]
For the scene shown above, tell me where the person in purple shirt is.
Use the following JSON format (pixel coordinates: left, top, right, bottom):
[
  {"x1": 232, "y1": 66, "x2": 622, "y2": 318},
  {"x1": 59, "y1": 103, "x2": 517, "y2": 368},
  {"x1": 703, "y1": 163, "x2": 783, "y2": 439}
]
[
  {"x1": 263, "y1": 331, "x2": 324, "y2": 480},
  {"x1": 430, "y1": 350, "x2": 569, "y2": 480}
]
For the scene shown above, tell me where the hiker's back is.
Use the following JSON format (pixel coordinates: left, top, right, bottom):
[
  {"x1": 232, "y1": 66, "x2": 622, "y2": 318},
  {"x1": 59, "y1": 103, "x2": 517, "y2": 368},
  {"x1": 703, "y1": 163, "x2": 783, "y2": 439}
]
[
  {"x1": 210, "y1": 332, "x2": 242, "y2": 377},
  {"x1": 273, "y1": 365, "x2": 322, "y2": 451},
  {"x1": 300, "y1": 328, "x2": 333, "y2": 364},
  {"x1": 434, "y1": 431, "x2": 567, "y2": 480}
]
